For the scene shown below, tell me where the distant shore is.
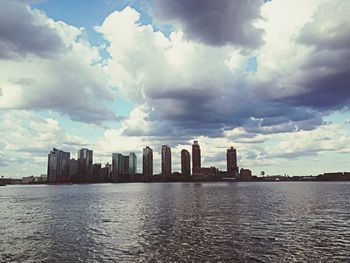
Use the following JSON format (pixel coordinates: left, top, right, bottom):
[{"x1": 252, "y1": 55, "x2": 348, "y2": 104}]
[{"x1": 2, "y1": 173, "x2": 350, "y2": 186}]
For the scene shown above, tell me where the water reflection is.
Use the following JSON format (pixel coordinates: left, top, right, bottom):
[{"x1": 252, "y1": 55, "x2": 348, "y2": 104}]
[{"x1": 0, "y1": 182, "x2": 349, "y2": 262}]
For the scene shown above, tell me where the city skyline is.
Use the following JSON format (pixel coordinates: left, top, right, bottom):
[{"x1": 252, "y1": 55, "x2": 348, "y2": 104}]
[
  {"x1": 46, "y1": 141, "x2": 243, "y2": 178},
  {"x1": 1, "y1": 0, "x2": 350, "y2": 178},
  {"x1": 45, "y1": 141, "x2": 248, "y2": 183}
]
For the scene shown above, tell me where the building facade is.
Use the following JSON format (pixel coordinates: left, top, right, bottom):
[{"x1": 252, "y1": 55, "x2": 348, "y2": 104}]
[
  {"x1": 78, "y1": 148, "x2": 93, "y2": 181},
  {"x1": 143, "y1": 146, "x2": 153, "y2": 176},
  {"x1": 240, "y1": 168, "x2": 252, "y2": 181},
  {"x1": 69, "y1": 158, "x2": 78, "y2": 181},
  {"x1": 192, "y1": 141, "x2": 201, "y2": 175},
  {"x1": 227, "y1": 147, "x2": 238, "y2": 177},
  {"x1": 129, "y1": 152, "x2": 137, "y2": 175},
  {"x1": 181, "y1": 149, "x2": 191, "y2": 177},
  {"x1": 112, "y1": 153, "x2": 121, "y2": 181},
  {"x1": 194, "y1": 167, "x2": 219, "y2": 177},
  {"x1": 112, "y1": 153, "x2": 130, "y2": 180},
  {"x1": 161, "y1": 145, "x2": 171, "y2": 176},
  {"x1": 47, "y1": 148, "x2": 70, "y2": 183}
]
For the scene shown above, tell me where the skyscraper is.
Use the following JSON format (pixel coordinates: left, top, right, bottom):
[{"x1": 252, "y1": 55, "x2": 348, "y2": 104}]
[
  {"x1": 192, "y1": 140, "x2": 201, "y2": 174},
  {"x1": 78, "y1": 148, "x2": 93, "y2": 181},
  {"x1": 105, "y1": 162, "x2": 112, "y2": 179},
  {"x1": 121, "y1": 155, "x2": 129, "y2": 175},
  {"x1": 129, "y1": 152, "x2": 137, "y2": 175},
  {"x1": 143, "y1": 146, "x2": 153, "y2": 176},
  {"x1": 181, "y1": 149, "x2": 191, "y2": 177},
  {"x1": 227, "y1": 147, "x2": 238, "y2": 177},
  {"x1": 161, "y1": 145, "x2": 171, "y2": 176},
  {"x1": 112, "y1": 153, "x2": 121, "y2": 181},
  {"x1": 112, "y1": 153, "x2": 130, "y2": 181},
  {"x1": 47, "y1": 148, "x2": 70, "y2": 183},
  {"x1": 69, "y1": 158, "x2": 78, "y2": 181}
]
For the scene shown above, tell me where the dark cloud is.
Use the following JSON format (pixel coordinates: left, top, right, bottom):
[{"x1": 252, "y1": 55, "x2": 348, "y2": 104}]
[
  {"x1": 291, "y1": 1, "x2": 350, "y2": 111},
  {"x1": 0, "y1": 0, "x2": 63, "y2": 59},
  {"x1": 153, "y1": 0, "x2": 265, "y2": 49},
  {"x1": 123, "y1": 85, "x2": 324, "y2": 139}
]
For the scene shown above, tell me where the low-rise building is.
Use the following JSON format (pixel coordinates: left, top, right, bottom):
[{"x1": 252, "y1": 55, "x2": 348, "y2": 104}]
[{"x1": 240, "y1": 168, "x2": 252, "y2": 181}]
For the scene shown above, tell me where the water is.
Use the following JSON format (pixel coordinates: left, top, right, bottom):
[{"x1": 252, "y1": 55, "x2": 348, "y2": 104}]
[{"x1": 0, "y1": 182, "x2": 349, "y2": 262}]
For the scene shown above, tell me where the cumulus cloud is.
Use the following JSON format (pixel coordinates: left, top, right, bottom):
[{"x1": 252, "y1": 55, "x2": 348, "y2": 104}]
[
  {"x1": 0, "y1": 111, "x2": 88, "y2": 153},
  {"x1": 0, "y1": 0, "x2": 117, "y2": 123},
  {"x1": 249, "y1": 0, "x2": 350, "y2": 113},
  {"x1": 153, "y1": 0, "x2": 265, "y2": 49},
  {"x1": 0, "y1": 110, "x2": 90, "y2": 176},
  {"x1": 97, "y1": 5, "x2": 344, "y2": 140}
]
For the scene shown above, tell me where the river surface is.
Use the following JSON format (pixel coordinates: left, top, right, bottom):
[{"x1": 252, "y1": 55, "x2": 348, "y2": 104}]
[{"x1": 0, "y1": 182, "x2": 349, "y2": 262}]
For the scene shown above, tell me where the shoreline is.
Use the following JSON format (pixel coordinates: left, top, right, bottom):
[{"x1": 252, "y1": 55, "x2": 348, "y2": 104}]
[{"x1": 3, "y1": 179, "x2": 350, "y2": 186}]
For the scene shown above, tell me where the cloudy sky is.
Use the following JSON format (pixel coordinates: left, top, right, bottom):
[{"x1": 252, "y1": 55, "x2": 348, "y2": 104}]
[{"x1": 0, "y1": 0, "x2": 349, "y2": 177}]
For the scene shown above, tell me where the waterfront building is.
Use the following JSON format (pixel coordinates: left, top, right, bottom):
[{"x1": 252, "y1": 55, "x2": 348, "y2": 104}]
[
  {"x1": 193, "y1": 167, "x2": 219, "y2": 177},
  {"x1": 105, "y1": 163, "x2": 112, "y2": 179},
  {"x1": 91, "y1": 163, "x2": 102, "y2": 182},
  {"x1": 99, "y1": 166, "x2": 109, "y2": 182},
  {"x1": 22, "y1": 176, "x2": 35, "y2": 184},
  {"x1": 112, "y1": 153, "x2": 121, "y2": 181},
  {"x1": 240, "y1": 168, "x2": 252, "y2": 181},
  {"x1": 192, "y1": 141, "x2": 201, "y2": 174},
  {"x1": 47, "y1": 148, "x2": 70, "y2": 183},
  {"x1": 129, "y1": 152, "x2": 137, "y2": 175},
  {"x1": 143, "y1": 146, "x2": 153, "y2": 176},
  {"x1": 112, "y1": 153, "x2": 130, "y2": 180},
  {"x1": 78, "y1": 148, "x2": 93, "y2": 181},
  {"x1": 181, "y1": 149, "x2": 191, "y2": 177},
  {"x1": 69, "y1": 158, "x2": 78, "y2": 181},
  {"x1": 122, "y1": 155, "x2": 129, "y2": 174},
  {"x1": 227, "y1": 147, "x2": 238, "y2": 177},
  {"x1": 161, "y1": 145, "x2": 171, "y2": 176}
]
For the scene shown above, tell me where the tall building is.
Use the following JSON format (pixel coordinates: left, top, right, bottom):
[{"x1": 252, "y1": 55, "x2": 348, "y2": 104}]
[
  {"x1": 181, "y1": 149, "x2": 191, "y2": 177},
  {"x1": 105, "y1": 162, "x2": 112, "y2": 179},
  {"x1": 112, "y1": 153, "x2": 130, "y2": 181},
  {"x1": 143, "y1": 146, "x2": 153, "y2": 176},
  {"x1": 121, "y1": 155, "x2": 129, "y2": 174},
  {"x1": 112, "y1": 153, "x2": 121, "y2": 181},
  {"x1": 227, "y1": 147, "x2": 238, "y2": 177},
  {"x1": 69, "y1": 158, "x2": 78, "y2": 181},
  {"x1": 78, "y1": 148, "x2": 93, "y2": 181},
  {"x1": 129, "y1": 152, "x2": 137, "y2": 175},
  {"x1": 47, "y1": 148, "x2": 70, "y2": 183},
  {"x1": 192, "y1": 140, "x2": 201, "y2": 174},
  {"x1": 161, "y1": 145, "x2": 171, "y2": 176}
]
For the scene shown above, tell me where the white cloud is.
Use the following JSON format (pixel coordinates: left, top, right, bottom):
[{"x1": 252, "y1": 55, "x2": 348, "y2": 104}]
[
  {"x1": 0, "y1": 110, "x2": 89, "y2": 176},
  {"x1": 0, "y1": 1, "x2": 116, "y2": 123}
]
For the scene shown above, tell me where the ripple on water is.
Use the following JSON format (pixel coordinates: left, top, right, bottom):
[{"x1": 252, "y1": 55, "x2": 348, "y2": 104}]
[{"x1": 0, "y1": 182, "x2": 350, "y2": 262}]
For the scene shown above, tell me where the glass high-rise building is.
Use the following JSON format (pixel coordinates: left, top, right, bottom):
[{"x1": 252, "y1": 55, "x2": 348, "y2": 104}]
[
  {"x1": 192, "y1": 141, "x2": 201, "y2": 174},
  {"x1": 161, "y1": 145, "x2": 171, "y2": 176},
  {"x1": 112, "y1": 153, "x2": 130, "y2": 181},
  {"x1": 143, "y1": 146, "x2": 153, "y2": 176},
  {"x1": 181, "y1": 149, "x2": 191, "y2": 177},
  {"x1": 78, "y1": 148, "x2": 93, "y2": 181},
  {"x1": 47, "y1": 148, "x2": 70, "y2": 183},
  {"x1": 129, "y1": 152, "x2": 137, "y2": 175},
  {"x1": 112, "y1": 153, "x2": 121, "y2": 181}
]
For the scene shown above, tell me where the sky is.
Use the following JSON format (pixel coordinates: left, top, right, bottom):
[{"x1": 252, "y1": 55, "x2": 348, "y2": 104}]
[{"x1": 0, "y1": 0, "x2": 349, "y2": 177}]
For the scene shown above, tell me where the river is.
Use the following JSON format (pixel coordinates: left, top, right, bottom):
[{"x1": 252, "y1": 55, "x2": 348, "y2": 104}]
[{"x1": 0, "y1": 182, "x2": 349, "y2": 262}]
